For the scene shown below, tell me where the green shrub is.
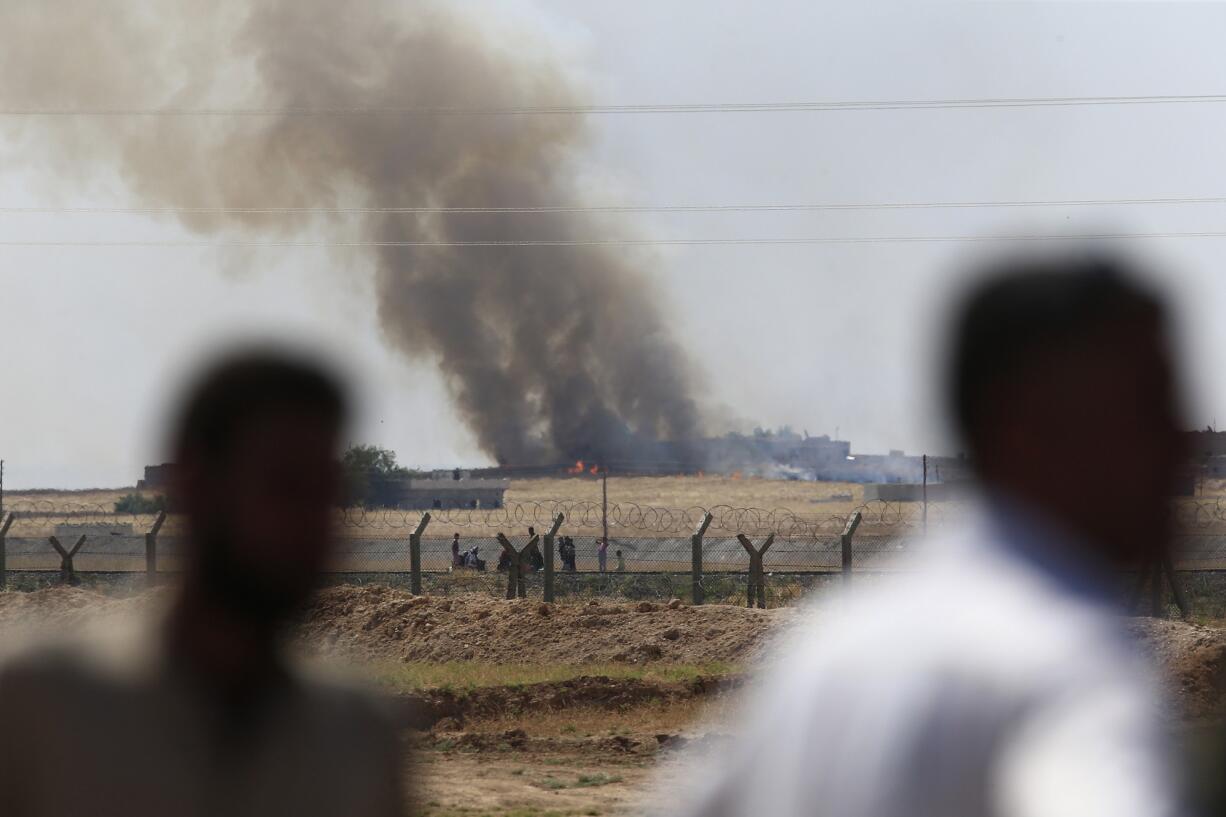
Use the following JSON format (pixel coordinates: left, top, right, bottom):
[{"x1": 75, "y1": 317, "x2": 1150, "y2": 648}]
[{"x1": 114, "y1": 493, "x2": 167, "y2": 514}]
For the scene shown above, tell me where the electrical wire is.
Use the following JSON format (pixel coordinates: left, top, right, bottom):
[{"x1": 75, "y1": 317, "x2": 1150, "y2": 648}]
[
  {"x1": 3, "y1": 231, "x2": 1226, "y2": 247},
  {"x1": 5, "y1": 93, "x2": 1226, "y2": 116},
  {"x1": 4, "y1": 195, "x2": 1226, "y2": 214}
]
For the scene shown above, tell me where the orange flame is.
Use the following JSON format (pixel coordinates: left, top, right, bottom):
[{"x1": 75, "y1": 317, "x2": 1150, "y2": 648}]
[
  {"x1": 731, "y1": 471, "x2": 742, "y2": 480},
  {"x1": 567, "y1": 460, "x2": 585, "y2": 475},
  {"x1": 589, "y1": 464, "x2": 600, "y2": 475}
]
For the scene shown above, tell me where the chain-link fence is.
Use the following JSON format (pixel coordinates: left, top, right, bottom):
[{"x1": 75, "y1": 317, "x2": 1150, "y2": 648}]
[{"x1": 5, "y1": 497, "x2": 1226, "y2": 606}]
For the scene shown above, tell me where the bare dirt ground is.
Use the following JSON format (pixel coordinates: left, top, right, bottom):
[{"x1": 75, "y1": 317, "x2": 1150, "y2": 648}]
[
  {"x1": 4, "y1": 584, "x2": 1226, "y2": 815},
  {"x1": 416, "y1": 752, "x2": 656, "y2": 817},
  {"x1": 1129, "y1": 617, "x2": 1226, "y2": 722},
  {"x1": 407, "y1": 679, "x2": 738, "y2": 816}
]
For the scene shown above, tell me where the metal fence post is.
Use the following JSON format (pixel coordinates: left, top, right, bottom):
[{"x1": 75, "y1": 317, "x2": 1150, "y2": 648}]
[
  {"x1": 1150, "y1": 556, "x2": 1165, "y2": 618},
  {"x1": 48, "y1": 534, "x2": 86, "y2": 586},
  {"x1": 145, "y1": 511, "x2": 166, "y2": 585},
  {"x1": 0, "y1": 512, "x2": 14, "y2": 590},
  {"x1": 737, "y1": 533, "x2": 774, "y2": 608},
  {"x1": 1162, "y1": 553, "x2": 1190, "y2": 618},
  {"x1": 497, "y1": 533, "x2": 537, "y2": 599},
  {"x1": 409, "y1": 512, "x2": 431, "y2": 595},
  {"x1": 841, "y1": 511, "x2": 862, "y2": 586},
  {"x1": 543, "y1": 512, "x2": 564, "y2": 603},
  {"x1": 691, "y1": 512, "x2": 713, "y2": 605}
]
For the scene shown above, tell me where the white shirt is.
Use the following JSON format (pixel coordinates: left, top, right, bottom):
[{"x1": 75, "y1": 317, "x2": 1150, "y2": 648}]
[{"x1": 659, "y1": 503, "x2": 1179, "y2": 817}]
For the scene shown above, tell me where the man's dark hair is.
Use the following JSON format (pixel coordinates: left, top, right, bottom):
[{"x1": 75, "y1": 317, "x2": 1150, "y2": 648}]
[
  {"x1": 947, "y1": 253, "x2": 1165, "y2": 448},
  {"x1": 172, "y1": 351, "x2": 347, "y2": 466}
]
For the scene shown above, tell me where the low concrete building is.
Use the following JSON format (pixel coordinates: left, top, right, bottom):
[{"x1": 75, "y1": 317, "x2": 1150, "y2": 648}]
[
  {"x1": 55, "y1": 522, "x2": 135, "y2": 538},
  {"x1": 137, "y1": 463, "x2": 178, "y2": 490},
  {"x1": 392, "y1": 471, "x2": 508, "y2": 510},
  {"x1": 862, "y1": 483, "x2": 972, "y2": 502}
]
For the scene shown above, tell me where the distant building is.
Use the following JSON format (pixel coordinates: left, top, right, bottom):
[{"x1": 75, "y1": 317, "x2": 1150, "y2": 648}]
[
  {"x1": 1206, "y1": 456, "x2": 1226, "y2": 478},
  {"x1": 56, "y1": 522, "x2": 134, "y2": 538},
  {"x1": 137, "y1": 463, "x2": 178, "y2": 490},
  {"x1": 1180, "y1": 429, "x2": 1226, "y2": 491},
  {"x1": 390, "y1": 470, "x2": 508, "y2": 510},
  {"x1": 1184, "y1": 429, "x2": 1226, "y2": 460},
  {"x1": 862, "y1": 483, "x2": 972, "y2": 502}
]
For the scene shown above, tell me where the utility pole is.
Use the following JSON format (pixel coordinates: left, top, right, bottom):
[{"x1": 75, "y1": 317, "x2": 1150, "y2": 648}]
[
  {"x1": 601, "y1": 466, "x2": 609, "y2": 548},
  {"x1": 921, "y1": 454, "x2": 928, "y2": 536}
]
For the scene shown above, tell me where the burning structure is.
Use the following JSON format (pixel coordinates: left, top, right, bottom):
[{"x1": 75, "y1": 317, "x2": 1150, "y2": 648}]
[{"x1": 468, "y1": 428, "x2": 974, "y2": 484}]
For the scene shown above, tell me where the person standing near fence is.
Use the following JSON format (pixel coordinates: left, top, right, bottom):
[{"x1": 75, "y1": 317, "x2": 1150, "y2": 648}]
[
  {"x1": 597, "y1": 537, "x2": 608, "y2": 573},
  {"x1": 0, "y1": 351, "x2": 409, "y2": 817},
  {"x1": 451, "y1": 533, "x2": 462, "y2": 569},
  {"x1": 615, "y1": 549, "x2": 625, "y2": 573},
  {"x1": 659, "y1": 254, "x2": 1185, "y2": 817}
]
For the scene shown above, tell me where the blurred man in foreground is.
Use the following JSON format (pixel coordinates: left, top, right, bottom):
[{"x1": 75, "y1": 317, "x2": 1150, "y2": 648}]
[
  {"x1": 0, "y1": 352, "x2": 407, "y2": 816},
  {"x1": 665, "y1": 255, "x2": 1184, "y2": 817}
]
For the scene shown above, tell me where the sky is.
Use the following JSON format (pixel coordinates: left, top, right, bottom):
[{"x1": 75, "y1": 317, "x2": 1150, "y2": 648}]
[{"x1": 4, "y1": 0, "x2": 1226, "y2": 489}]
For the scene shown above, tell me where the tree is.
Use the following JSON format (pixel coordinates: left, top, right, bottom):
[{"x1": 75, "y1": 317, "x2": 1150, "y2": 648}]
[{"x1": 341, "y1": 445, "x2": 410, "y2": 507}]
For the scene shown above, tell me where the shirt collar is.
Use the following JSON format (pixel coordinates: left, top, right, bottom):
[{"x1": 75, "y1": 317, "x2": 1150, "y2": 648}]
[{"x1": 983, "y1": 492, "x2": 1120, "y2": 610}]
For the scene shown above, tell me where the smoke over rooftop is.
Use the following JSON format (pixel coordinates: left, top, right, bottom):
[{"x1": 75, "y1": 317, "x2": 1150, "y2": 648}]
[{"x1": 0, "y1": 0, "x2": 703, "y2": 466}]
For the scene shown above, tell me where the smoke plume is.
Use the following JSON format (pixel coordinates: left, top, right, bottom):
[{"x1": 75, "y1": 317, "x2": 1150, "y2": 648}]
[{"x1": 0, "y1": 0, "x2": 702, "y2": 465}]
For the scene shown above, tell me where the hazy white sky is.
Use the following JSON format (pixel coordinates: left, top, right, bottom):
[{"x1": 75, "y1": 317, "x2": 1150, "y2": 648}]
[{"x1": 4, "y1": 0, "x2": 1226, "y2": 489}]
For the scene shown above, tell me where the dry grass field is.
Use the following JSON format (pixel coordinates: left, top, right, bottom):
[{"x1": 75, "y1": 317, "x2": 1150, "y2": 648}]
[
  {"x1": 506, "y1": 475, "x2": 866, "y2": 516},
  {"x1": 5, "y1": 487, "x2": 141, "y2": 509},
  {"x1": 11, "y1": 475, "x2": 1226, "y2": 518},
  {"x1": 7, "y1": 476, "x2": 867, "y2": 515}
]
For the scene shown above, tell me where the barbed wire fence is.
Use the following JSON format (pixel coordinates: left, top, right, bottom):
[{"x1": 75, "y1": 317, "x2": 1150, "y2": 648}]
[{"x1": 4, "y1": 497, "x2": 1226, "y2": 609}]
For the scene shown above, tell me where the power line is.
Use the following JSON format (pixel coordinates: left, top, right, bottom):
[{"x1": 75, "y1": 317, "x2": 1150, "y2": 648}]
[
  {"x1": 4, "y1": 195, "x2": 1226, "y2": 215},
  {"x1": 4, "y1": 231, "x2": 1226, "y2": 247},
  {"x1": 5, "y1": 93, "x2": 1226, "y2": 116}
]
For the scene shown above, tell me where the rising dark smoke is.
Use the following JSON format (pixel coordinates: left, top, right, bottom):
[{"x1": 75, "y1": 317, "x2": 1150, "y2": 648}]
[{"x1": 0, "y1": 0, "x2": 702, "y2": 465}]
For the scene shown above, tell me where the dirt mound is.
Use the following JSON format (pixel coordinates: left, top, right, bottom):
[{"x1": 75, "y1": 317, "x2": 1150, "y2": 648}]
[
  {"x1": 1129, "y1": 618, "x2": 1226, "y2": 721},
  {"x1": 300, "y1": 585, "x2": 792, "y2": 666},
  {"x1": 6, "y1": 584, "x2": 1226, "y2": 723},
  {"x1": 0, "y1": 586, "x2": 154, "y2": 637},
  {"x1": 0, "y1": 587, "x2": 104, "y2": 626}
]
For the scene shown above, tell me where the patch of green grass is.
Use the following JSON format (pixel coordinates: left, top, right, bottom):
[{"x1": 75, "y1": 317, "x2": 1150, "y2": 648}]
[
  {"x1": 370, "y1": 661, "x2": 736, "y2": 693},
  {"x1": 533, "y1": 773, "x2": 623, "y2": 791},
  {"x1": 424, "y1": 809, "x2": 588, "y2": 817}
]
